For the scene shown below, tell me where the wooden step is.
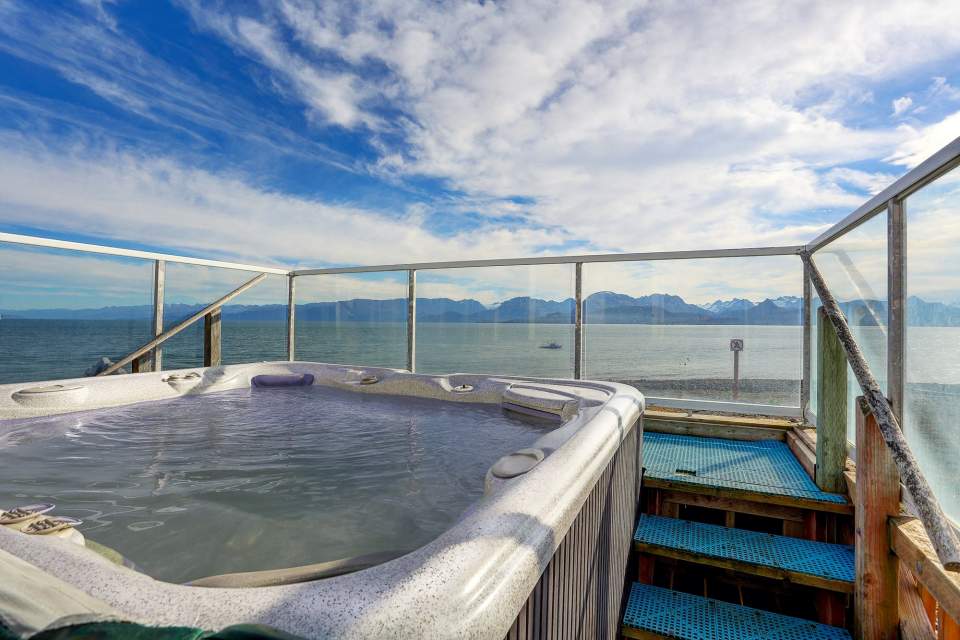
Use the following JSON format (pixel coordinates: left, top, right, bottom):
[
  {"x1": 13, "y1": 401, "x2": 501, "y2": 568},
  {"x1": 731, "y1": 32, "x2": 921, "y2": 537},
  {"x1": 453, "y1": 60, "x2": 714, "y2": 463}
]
[
  {"x1": 621, "y1": 582, "x2": 851, "y2": 639},
  {"x1": 634, "y1": 514, "x2": 854, "y2": 592},
  {"x1": 643, "y1": 432, "x2": 852, "y2": 514}
]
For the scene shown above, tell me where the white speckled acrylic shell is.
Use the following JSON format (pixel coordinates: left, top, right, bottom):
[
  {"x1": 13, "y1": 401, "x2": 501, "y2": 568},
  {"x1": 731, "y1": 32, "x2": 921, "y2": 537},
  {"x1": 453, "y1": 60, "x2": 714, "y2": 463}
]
[{"x1": 0, "y1": 362, "x2": 644, "y2": 639}]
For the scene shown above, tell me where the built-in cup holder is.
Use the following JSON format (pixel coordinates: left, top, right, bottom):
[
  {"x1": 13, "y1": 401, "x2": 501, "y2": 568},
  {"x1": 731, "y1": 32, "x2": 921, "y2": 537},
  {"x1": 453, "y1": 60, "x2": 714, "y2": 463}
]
[
  {"x1": 452, "y1": 384, "x2": 474, "y2": 393},
  {"x1": 11, "y1": 384, "x2": 89, "y2": 407},
  {"x1": 162, "y1": 372, "x2": 200, "y2": 382},
  {"x1": 163, "y1": 372, "x2": 201, "y2": 393},
  {"x1": 359, "y1": 375, "x2": 380, "y2": 385},
  {"x1": 491, "y1": 448, "x2": 545, "y2": 479}
]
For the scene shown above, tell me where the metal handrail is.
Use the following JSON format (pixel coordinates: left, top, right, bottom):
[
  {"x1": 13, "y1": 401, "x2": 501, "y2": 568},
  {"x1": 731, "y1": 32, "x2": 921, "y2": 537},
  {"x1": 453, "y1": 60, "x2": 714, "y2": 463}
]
[
  {"x1": 290, "y1": 245, "x2": 803, "y2": 276},
  {"x1": 804, "y1": 252, "x2": 960, "y2": 571},
  {"x1": 97, "y1": 273, "x2": 268, "y2": 376},
  {"x1": 0, "y1": 231, "x2": 289, "y2": 275},
  {"x1": 805, "y1": 135, "x2": 960, "y2": 253}
]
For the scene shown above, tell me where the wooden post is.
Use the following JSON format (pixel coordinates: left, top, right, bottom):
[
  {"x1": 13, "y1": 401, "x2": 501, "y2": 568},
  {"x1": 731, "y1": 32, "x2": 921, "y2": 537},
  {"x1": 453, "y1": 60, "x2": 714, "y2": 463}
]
[
  {"x1": 204, "y1": 309, "x2": 221, "y2": 367},
  {"x1": 574, "y1": 262, "x2": 584, "y2": 379},
  {"x1": 816, "y1": 305, "x2": 847, "y2": 492},
  {"x1": 151, "y1": 260, "x2": 165, "y2": 371},
  {"x1": 406, "y1": 270, "x2": 416, "y2": 372},
  {"x1": 855, "y1": 397, "x2": 899, "y2": 640},
  {"x1": 286, "y1": 274, "x2": 295, "y2": 361}
]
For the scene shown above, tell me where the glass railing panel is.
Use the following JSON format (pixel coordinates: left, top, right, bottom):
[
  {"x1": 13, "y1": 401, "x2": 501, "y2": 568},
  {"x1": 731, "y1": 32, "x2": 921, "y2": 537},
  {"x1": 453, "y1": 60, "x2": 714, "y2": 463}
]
[
  {"x1": 905, "y1": 168, "x2": 960, "y2": 521},
  {"x1": 811, "y1": 211, "x2": 888, "y2": 443},
  {"x1": 294, "y1": 272, "x2": 407, "y2": 369},
  {"x1": 414, "y1": 265, "x2": 575, "y2": 377},
  {"x1": 582, "y1": 256, "x2": 802, "y2": 406},
  {"x1": 0, "y1": 243, "x2": 153, "y2": 383},
  {"x1": 160, "y1": 263, "x2": 256, "y2": 370}
]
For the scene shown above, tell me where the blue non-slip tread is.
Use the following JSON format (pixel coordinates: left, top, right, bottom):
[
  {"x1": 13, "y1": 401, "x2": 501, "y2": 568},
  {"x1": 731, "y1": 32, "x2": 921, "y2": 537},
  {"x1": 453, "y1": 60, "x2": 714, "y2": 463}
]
[
  {"x1": 643, "y1": 432, "x2": 848, "y2": 504},
  {"x1": 622, "y1": 582, "x2": 852, "y2": 640},
  {"x1": 634, "y1": 514, "x2": 854, "y2": 586}
]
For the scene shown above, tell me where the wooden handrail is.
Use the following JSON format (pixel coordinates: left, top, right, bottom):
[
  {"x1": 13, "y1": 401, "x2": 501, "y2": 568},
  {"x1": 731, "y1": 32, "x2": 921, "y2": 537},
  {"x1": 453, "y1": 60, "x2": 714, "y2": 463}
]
[
  {"x1": 803, "y1": 252, "x2": 960, "y2": 571},
  {"x1": 97, "y1": 273, "x2": 268, "y2": 376}
]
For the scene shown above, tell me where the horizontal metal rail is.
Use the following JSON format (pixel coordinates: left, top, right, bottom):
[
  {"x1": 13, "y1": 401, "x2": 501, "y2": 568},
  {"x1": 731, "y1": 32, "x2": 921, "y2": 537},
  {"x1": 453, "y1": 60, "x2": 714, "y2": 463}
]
[
  {"x1": 291, "y1": 245, "x2": 804, "y2": 276},
  {"x1": 98, "y1": 273, "x2": 268, "y2": 376},
  {"x1": 0, "y1": 231, "x2": 289, "y2": 275},
  {"x1": 806, "y1": 135, "x2": 960, "y2": 253},
  {"x1": 804, "y1": 252, "x2": 960, "y2": 571}
]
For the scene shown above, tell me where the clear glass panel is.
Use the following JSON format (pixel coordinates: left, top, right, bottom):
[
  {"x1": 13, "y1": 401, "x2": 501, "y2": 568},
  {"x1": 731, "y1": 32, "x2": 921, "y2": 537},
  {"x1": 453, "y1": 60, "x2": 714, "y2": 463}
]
[
  {"x1": 294, "y1": 272, "x2": 407, "y2": 368},
  {"x1": 161, "y1": 264, "x2": 254, "y2": 370},
  {"x1": 0, "y1": 244, "x2": 153, "y2": 383},
  {"x1": 415, "y1": 265, "x2": 575, "y2": 377},
  {"x1": 812, "y1": 211, "x2": 888, "y2": 444},
  {"x1": 905, "y1": 168, "x2": 960, "y2": 521},
  {"x1": 582, "y1": 256, "x2": 802, "y2": 406}
]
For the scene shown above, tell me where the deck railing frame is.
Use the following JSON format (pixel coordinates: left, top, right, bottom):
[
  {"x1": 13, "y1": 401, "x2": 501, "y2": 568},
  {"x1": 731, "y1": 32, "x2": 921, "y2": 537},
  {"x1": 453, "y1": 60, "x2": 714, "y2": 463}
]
[{"x1": 2, "y1": 138, "x2": 959, "y2": 422}]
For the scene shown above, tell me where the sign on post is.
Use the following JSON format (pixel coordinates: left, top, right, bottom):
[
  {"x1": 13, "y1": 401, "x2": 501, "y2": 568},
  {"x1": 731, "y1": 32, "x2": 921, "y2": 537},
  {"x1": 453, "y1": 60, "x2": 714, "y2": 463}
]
[{"x1": 730, "y1": 339, "x2": 744, "y2": 400}]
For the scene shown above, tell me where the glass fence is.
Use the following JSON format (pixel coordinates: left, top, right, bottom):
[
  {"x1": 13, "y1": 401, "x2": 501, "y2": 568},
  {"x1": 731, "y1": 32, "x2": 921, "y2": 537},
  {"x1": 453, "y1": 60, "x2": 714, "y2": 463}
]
[
  {"x1": 414, "y1": 264, "x2": 576, "y2": 378},
  {"x1": 903, "y1": 165, "x2": 960, "y2": 522},
  {"x1": 0, "y1": 243, "x2": 154, "y2": 384},
  {"x1": 810, "y1": 211, "x2": 888, "y2": 443},
  {"x1": 582, "y1": 256, "x2": 802, "y2": 407},
  {"x1": 294, "y1": 271, "x2": 408, "y2": 369}
]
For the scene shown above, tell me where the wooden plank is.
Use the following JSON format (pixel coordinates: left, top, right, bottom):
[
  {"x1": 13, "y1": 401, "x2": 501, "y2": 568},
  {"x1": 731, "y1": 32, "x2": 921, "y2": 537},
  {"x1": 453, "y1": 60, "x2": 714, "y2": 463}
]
[
  {"x1": 891, "y1": 517, "x2": 960, "y2": 625},
  {"x1": 644, "y1": 476, "x2": 853, "y2": 514},
  {"x1": 900, "y1": 563, "x2": 937, "y2": 640},
  {"x1": 786, "y1": 428, "x2": 816, "y2": 480},
  {"x1": 204, "y1": 309, "x2": 222, "y2": 367},
  {"x1": 855, "y1": 397, "x2": 899, "y2": 640},
  {"x1": 654, "y1": 488, "x2": 807, "y2": 522},
  {"x1": 286, "y1": 274, "x2": 295, "y2": 361},
  {"x1": 633, "y1": 541, "x2": 854, "y2": 592},
  {"x1": 943, "y1": 612, "x2": 960, "y2": 640},
  {"x1": 816, "y1": 306, "x2": 848, "y2": 492},
  {"x1": 644, "y1": 409, "x2": 795, "y2": 430},
  {"x1": 644, "y1": 418, "x2": 786, "y2": 441}
]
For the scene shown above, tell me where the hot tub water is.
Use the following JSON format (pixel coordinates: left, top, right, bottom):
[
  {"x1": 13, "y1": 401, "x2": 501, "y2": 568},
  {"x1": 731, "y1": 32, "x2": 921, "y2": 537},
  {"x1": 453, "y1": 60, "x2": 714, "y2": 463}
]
[{"x1": 0, "y1": 385, "x2": 553, "y2": 582}]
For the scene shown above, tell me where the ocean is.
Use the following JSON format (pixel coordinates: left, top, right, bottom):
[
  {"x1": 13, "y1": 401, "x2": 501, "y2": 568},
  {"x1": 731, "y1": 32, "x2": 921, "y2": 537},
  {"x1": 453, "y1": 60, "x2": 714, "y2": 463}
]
[{"x1": 0, "y1": 318, "x2": 956, "y2": 519}]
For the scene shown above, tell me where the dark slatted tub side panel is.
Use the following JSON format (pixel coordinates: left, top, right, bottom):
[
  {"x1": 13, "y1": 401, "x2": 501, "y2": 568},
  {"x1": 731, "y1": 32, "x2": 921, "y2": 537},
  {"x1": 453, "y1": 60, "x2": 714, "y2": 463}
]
[{"x1": 505, "y1": 418, "x2": 641, "y2": 640}]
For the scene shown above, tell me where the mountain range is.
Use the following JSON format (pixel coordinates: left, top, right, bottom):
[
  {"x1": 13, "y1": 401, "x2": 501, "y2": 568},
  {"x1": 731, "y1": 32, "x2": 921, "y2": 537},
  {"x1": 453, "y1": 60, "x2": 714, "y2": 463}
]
[{"x1": 4, "y1": 293, "x2": 960, "y2": 326}]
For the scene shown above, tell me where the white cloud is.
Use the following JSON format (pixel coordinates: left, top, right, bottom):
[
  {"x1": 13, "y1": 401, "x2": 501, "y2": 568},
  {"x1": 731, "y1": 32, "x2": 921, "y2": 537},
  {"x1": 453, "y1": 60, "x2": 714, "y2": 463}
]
[
  {"x1": 4, "y1": 0, "x2": 960, "y2": 308},
  {"x1": 177, "y1": 0, "x2": 960, "y2": 254},
  {"x1": 0, "y1": 140, "x2": 567, "y2": 269},
  {"x1": 893, "y1": 96, "x2": 914, "y2": 117}
]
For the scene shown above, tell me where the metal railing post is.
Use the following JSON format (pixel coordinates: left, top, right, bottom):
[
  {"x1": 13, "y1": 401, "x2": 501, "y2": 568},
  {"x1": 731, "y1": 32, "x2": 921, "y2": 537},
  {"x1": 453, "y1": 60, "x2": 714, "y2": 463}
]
[
  {"x1": 887, "y1": 198, "x2": 907, "y2": 420},
  {"x1": 574, "y1": 262, "x2": 584, "y2": 379},
  {"x1": 286, "y1": 274, "x2": 296, "y2": 361},
  {"x1": 407, "y1": 270, "x2": 416, "y2": 373},
  {"x1": 801, "y1": 258, "x2": 811, "y2": 419}
]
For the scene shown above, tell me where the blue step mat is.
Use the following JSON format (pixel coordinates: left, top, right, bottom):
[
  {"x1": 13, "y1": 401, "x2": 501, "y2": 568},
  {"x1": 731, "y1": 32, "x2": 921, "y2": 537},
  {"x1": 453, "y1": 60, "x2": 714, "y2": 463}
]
[
  {"x1": 644, "y1": 432, "x2": 848, "y2": 504},
  {"x1": 634, "y1": 514, "x2": 854, "y2": 586},
  {"x1": 622, "y1": 582, "x2": 852, "y2": 640}
]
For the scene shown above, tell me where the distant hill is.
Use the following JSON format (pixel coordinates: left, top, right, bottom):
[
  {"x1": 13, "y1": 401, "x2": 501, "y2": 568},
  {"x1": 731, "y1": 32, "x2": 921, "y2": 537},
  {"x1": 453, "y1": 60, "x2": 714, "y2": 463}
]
[{"x1": 4, "y1": 293, "x2": 960, "y2": 326}]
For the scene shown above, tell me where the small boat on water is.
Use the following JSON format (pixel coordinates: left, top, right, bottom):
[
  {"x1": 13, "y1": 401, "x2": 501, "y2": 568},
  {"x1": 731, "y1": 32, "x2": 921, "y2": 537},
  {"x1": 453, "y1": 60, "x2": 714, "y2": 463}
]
[{"x1": 540, "y1": 342, "x2": 563, "y2": 350}]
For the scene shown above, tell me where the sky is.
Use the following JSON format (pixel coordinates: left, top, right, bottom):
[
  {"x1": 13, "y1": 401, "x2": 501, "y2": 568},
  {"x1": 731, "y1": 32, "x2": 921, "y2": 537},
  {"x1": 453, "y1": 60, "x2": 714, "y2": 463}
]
[{"x1": 1, "y1": 0, "x2": 960, "y2": 308}]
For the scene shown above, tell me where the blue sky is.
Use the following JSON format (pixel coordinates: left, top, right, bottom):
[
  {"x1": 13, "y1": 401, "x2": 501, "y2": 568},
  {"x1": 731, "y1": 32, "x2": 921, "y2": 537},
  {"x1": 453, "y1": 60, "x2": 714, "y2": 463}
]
[{"x1": 1, "y1": 0, "x2": 960, "y2": 307}]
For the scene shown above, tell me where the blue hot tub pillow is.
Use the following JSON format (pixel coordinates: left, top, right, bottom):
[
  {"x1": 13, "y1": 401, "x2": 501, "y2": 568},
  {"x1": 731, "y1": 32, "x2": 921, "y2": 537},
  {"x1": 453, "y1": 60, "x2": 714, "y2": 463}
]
[{"x1": 251, "y1": 374, "x2": 315, "y2": 388}]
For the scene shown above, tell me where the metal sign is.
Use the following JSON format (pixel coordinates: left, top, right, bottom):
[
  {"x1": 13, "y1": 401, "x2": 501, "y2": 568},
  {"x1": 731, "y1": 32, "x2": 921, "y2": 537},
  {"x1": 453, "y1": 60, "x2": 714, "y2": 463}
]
[{"x1": 730, "y1": 339, "x2": 744, "y2": 352}]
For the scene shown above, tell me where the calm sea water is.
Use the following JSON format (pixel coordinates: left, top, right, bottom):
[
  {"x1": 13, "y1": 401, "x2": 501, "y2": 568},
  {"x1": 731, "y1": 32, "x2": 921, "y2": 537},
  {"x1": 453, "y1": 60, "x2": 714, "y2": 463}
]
[{"x1": 0, "y1": 319, "x2": 957, "y2": 519}]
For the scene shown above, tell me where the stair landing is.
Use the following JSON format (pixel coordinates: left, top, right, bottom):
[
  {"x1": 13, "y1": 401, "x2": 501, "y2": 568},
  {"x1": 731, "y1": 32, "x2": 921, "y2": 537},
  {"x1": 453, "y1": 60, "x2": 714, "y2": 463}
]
[{"x1": 643, "y1": 432, "x2": 850, "y2": 512}]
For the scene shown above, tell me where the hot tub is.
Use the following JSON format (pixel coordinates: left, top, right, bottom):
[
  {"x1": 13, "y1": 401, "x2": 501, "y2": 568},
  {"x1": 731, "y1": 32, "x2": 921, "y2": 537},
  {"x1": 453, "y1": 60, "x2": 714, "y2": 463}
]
[{"x1": 0, "y1": 362, "x2": 643, "y2": 639}]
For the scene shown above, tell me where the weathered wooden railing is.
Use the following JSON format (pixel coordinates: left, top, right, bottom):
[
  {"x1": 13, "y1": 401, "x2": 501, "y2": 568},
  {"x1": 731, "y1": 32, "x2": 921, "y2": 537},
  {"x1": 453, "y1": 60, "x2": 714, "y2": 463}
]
[
  {"x1": 805, "y1": 252, "x2": 960, "y2": 639},
  {"x1": 97, "y1": 272, "x2": 268, "y2": 376}
]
